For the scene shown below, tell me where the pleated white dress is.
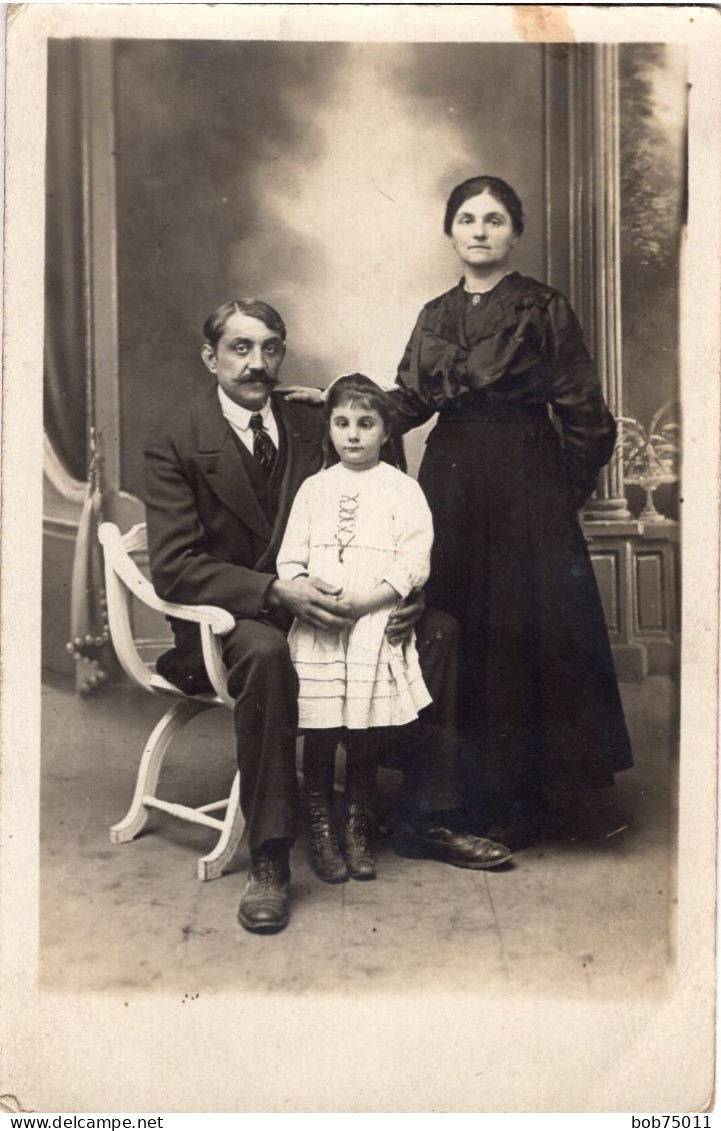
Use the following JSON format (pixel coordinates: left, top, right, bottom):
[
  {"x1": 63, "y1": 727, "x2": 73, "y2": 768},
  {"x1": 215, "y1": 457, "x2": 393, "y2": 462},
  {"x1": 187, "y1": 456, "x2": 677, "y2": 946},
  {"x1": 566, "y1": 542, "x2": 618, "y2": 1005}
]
[{"x1": 276, "y1": 462, "x2": 434, "y2": 730}]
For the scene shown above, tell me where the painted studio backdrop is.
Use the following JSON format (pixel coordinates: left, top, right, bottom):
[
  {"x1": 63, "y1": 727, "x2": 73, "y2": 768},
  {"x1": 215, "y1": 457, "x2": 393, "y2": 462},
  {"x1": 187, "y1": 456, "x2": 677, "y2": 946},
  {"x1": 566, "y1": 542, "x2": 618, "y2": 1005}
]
[{"x1": 42, "y1": 39, "x2": 685, "y2": 690}]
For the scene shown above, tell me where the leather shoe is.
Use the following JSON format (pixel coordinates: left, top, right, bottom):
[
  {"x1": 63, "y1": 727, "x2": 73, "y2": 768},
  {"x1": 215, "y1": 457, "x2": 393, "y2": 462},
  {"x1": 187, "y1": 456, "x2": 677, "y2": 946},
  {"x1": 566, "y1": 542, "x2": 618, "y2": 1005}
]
[
  {"x1": 237, "y1": 843, "x2": 291, "y2": 934},
  {"x1": 395, "y1": 820, "x2": 512, "y2": 870}
]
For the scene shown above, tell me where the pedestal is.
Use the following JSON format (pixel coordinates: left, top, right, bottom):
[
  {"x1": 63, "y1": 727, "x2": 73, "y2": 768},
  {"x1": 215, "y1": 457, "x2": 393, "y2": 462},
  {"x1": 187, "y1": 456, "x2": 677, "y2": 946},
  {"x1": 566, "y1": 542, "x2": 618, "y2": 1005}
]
[{"x1": 584, "y1": 518, "x2": 680, "y2": 681}]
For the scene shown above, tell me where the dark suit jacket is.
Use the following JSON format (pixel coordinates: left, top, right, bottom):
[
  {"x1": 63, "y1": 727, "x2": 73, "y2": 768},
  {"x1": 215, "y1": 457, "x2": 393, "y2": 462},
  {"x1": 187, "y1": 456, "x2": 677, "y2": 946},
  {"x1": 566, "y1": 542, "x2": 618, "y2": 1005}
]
[{"x1": 144, "y1": 384, "x2": 325, "y2": 621}]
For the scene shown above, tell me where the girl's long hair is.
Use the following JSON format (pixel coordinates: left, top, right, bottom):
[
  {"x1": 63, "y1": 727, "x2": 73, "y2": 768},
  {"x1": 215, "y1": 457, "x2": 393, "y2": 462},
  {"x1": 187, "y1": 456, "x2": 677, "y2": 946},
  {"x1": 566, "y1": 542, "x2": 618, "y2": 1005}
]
[{"x1": 322, "y1": 374, "x2": 406, "y2": 470}]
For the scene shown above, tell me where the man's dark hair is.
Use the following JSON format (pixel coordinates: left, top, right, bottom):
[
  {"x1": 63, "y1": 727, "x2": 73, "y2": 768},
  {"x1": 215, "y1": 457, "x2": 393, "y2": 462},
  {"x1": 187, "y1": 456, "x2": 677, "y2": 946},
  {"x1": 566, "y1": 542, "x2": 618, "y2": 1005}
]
[{"x1": 202, "y1": 299, "x2": 287, "y2": 350}]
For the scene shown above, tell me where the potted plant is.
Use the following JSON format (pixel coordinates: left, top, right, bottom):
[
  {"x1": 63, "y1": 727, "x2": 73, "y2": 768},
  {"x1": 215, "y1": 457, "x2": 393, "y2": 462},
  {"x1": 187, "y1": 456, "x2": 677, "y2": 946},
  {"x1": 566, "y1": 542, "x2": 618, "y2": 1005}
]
[{"x1": 620, "y1": 400, "x2": 680, "y2": 522}]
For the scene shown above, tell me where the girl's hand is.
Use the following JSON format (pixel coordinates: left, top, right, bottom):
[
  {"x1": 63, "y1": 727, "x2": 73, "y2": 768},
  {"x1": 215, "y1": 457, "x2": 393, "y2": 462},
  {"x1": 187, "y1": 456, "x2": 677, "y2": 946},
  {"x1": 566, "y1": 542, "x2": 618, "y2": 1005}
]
[
  {"x1": 341, "y1": 590, "x2": 367, "y2": 621},
  {"x1": 345, "y1": 582, "x2": 400, "y2": 621}
]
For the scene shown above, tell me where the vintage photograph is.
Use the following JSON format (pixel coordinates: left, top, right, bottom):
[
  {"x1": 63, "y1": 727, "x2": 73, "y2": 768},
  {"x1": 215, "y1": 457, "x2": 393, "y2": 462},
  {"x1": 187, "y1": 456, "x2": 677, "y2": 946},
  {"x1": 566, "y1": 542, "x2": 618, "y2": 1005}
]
[{"x1": 2, "y1": 3, "x2": 719, "y2": 1115}]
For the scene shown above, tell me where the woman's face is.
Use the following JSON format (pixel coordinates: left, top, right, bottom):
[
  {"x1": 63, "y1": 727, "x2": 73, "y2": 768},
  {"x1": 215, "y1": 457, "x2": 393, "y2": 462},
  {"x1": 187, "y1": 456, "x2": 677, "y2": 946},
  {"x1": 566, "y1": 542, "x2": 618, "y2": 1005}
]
[{"x1": 449, "y1": 189, "x2": 517, "y2": 273}]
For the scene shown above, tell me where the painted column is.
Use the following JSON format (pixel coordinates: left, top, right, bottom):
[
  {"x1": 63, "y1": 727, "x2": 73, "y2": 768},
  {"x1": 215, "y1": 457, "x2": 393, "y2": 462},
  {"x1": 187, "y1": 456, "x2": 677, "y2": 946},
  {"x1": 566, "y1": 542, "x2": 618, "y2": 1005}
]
[{"x1": 571, "y1": 44, "x2": 632, "y2": 521}]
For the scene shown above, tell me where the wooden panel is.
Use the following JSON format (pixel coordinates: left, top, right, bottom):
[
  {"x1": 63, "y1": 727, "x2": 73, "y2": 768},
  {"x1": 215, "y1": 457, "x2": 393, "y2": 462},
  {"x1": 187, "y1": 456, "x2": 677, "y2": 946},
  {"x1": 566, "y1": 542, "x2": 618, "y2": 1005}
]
[
  {"x1": 590, "y1": 550, "x2": 620, "y2": 634},
  {"x1": 42, "y1": 528, "x2": 77, "y2": 679},
  {"x1": 636, "y1": 550, "x2": 667, "y2": 632}
]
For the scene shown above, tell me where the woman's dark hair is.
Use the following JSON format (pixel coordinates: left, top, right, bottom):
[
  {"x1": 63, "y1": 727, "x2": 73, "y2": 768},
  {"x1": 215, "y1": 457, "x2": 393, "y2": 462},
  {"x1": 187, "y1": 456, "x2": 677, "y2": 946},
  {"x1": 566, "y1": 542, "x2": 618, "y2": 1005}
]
[
  {"x1": 323, "y1": 373, "x2": 405, "y2": 470},
  {"x1": 443, "y1": 176, "x2": 525, "y2": 237},
  {"x1": 202, "y1": 298, "x2": 287, "y2": 350}
]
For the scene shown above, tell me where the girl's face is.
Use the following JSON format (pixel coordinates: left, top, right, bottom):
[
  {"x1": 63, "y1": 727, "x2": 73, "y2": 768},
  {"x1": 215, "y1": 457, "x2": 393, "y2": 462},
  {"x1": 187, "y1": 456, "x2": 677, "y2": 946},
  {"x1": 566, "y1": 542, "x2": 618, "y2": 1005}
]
[
  {"x1": 329, "y1": 399, "x2": 389, "y2": 471},
  {"x1": 449, "y1": 189, "x2": 517, "y2": 273}
]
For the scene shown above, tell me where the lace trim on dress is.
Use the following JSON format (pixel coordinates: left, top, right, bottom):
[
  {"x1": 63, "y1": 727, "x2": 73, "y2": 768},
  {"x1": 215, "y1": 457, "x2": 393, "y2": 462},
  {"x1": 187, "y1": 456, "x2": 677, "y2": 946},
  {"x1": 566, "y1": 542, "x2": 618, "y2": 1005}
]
[{"x1": 336, "y1": 491, "x2": 359, "y2": 562}]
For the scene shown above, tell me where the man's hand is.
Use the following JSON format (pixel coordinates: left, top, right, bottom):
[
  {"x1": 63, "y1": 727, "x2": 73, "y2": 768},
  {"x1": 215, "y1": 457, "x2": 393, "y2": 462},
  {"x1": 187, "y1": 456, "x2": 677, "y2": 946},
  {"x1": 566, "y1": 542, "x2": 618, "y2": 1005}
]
[
  {"x1": 267, "y1": 576, "x2": 355, "y2": 630},
  {"x1": 386, "y1": 588, "x2": 426, "y2": 645},
  {"x1": 277, "y1": 385, "x2": 323, "y2": 405}
]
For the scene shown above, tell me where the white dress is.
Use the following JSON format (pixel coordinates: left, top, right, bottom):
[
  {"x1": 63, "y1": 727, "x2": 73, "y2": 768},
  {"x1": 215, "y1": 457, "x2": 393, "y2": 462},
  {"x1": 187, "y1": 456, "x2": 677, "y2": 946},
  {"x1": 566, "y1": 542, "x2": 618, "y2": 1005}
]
[{"x1": 276, "y1": 462, "x2": 434, "y2": 730}]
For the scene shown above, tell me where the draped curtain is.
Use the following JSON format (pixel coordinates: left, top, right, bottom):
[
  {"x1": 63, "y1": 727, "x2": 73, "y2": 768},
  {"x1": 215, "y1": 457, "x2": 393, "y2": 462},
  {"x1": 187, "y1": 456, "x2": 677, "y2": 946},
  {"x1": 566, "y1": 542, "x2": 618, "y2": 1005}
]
[
  {"x1": 44, "y1": 38, "x2": 87, "y2": 483},
  {"x1": 45, "y1": 39, "x2": 113, "y2": 692}
]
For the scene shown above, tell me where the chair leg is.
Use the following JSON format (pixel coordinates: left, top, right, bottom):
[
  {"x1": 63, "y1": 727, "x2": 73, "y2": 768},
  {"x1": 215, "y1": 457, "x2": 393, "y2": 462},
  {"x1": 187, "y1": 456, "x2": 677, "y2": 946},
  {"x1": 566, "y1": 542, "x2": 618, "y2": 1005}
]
[
  {"x1": 197, "y1": 770, "x2": 245, "y2": 882},
  {"x1": 111, "y1": 698, "x2": 213, "y2": 844}
]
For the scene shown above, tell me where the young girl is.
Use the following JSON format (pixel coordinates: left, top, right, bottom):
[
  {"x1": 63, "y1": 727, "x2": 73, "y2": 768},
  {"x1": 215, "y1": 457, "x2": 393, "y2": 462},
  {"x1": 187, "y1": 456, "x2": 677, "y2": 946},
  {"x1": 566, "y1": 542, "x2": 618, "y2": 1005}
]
[{"x1": 276, "y1": 373, "x2": 434, "y2": 883}]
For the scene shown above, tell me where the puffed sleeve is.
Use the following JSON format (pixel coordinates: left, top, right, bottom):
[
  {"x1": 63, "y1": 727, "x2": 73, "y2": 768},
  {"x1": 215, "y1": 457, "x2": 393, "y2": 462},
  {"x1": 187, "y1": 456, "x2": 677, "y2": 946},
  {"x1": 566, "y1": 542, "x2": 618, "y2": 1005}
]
[
  {"x1": 392, "y1": 314, "x2": 441, "y2": 434},
  {"x1": 383, "y1": 476, "x2": 434, "y2": 598},
  {"x1": 276, "y1": 478, "x2": 313, "y2": 580},
  {"x1": 545, "y1": 293, "x2": 618, "y2": 507}
]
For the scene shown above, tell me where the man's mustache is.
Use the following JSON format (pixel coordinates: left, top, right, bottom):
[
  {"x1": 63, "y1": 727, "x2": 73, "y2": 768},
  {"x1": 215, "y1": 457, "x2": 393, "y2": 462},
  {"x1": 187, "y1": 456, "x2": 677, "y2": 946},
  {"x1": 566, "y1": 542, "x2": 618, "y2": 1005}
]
[{"x1": 238, "y1": 370, "x2": 279, "y2": 386}]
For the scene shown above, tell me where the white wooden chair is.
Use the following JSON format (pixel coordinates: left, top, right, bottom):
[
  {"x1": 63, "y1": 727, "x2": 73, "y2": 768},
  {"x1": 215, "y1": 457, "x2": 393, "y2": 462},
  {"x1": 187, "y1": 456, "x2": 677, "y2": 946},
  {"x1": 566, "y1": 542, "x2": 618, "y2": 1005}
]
[{"x1": 98, "y1": 521, "x2": 244, "y2": 880}]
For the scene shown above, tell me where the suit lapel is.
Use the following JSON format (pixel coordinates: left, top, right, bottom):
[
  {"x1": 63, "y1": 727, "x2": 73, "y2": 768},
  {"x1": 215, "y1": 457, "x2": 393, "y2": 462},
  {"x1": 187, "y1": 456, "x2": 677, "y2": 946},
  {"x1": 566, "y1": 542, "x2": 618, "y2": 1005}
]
[{"x1": 194, "y1": 388, "x2": 272, "y2": 541}]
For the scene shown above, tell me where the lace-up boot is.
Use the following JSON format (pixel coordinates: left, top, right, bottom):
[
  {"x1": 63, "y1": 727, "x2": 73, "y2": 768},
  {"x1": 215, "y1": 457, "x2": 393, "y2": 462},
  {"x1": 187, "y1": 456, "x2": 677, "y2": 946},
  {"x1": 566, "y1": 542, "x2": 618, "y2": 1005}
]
[
  {"x1": 340, "y1": 758, "x2": 377, "y2": 881},
  {"x1": 304, "y1": 757, "x2": 348, "y2": 884}
]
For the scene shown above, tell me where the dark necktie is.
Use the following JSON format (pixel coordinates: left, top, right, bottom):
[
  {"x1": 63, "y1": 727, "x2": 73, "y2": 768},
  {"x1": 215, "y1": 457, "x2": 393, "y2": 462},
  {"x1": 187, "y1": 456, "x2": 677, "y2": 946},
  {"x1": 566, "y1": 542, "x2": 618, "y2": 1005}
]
[{"x1": 249, "y1": 413, "x2": 277, "y2": 474}]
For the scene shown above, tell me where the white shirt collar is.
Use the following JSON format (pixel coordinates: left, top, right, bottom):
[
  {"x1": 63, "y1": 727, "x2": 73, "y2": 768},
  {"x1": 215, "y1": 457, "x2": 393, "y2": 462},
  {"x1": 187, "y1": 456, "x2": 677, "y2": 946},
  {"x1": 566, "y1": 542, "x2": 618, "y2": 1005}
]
[{"x1": 217, "y1": 385, "x2": 274, "y2": 432}]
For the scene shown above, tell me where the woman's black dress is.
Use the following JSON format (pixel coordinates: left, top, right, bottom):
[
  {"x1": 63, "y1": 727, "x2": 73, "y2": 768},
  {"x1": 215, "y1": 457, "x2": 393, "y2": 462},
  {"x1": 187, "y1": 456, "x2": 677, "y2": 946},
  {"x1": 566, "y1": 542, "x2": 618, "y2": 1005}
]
[{"x1": 394, "y1": 272, "x2": 633, "y2": 822}]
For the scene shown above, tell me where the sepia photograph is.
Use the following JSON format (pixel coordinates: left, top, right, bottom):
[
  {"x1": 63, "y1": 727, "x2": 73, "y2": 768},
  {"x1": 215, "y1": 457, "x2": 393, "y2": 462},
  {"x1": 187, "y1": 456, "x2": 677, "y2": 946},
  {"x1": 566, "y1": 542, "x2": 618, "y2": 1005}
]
[{"x1": 1, "y1": 2, "x2": 719, "y2": 1115}]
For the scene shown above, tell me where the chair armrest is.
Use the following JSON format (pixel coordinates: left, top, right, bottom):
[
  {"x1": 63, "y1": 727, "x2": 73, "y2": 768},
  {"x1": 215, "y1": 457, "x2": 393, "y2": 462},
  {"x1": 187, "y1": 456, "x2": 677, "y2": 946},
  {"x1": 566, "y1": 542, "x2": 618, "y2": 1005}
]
[
  {"x1": 131, "y1": 576, "x2": 237, "y2": 635},
  {"x1": 98, "y1": 522, "x2": 235, "y2": 635},
  {"x1": 199, "y1": 625, "x2": 236, "y2": 708}
]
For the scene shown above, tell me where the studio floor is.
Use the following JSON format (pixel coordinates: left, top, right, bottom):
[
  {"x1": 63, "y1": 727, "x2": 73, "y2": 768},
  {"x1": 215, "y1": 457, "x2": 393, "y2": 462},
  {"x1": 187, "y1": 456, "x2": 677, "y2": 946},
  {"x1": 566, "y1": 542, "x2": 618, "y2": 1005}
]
[{"x1": 39, "y1": 673, "x2": 677, "y2": 1000}]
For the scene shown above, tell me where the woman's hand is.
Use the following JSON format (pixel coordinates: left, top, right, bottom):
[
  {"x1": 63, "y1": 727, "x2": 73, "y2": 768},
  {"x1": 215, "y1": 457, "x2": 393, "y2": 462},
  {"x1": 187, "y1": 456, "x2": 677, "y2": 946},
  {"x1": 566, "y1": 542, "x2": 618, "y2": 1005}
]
[
  {"x1": 277, "y1": 386, "x2": 323, "y2": 405},
  {"x1": 385, "y1": 588, "x2": 426, "y2": 645}
]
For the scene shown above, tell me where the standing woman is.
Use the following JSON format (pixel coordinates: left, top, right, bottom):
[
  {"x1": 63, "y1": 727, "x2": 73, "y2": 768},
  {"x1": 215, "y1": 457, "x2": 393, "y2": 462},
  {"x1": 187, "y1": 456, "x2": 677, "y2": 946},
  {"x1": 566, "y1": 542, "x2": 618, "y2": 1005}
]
[{"x1": 393, "y1": 175, "x2": 633, "y2": 847}]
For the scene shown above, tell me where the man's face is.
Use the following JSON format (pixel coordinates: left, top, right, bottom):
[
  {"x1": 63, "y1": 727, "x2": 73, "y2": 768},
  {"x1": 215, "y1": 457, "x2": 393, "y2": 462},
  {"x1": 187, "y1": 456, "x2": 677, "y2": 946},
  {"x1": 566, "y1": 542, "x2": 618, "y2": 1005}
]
[{"x1": 201, "y1": 311, "x2": 286, "y2": 411}]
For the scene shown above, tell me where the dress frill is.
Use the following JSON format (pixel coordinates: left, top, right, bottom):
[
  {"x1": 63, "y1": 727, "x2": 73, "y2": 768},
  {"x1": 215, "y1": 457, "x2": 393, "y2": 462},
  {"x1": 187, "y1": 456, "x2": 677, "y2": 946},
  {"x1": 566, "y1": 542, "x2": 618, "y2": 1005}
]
[{"x1": 289, "y1": 619, "x2": 431, "y2": 730}]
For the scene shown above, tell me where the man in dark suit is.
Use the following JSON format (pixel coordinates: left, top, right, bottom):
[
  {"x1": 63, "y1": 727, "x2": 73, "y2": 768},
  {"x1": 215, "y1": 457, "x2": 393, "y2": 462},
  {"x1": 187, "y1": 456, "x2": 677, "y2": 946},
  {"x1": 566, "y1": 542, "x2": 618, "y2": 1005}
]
[{"x1": 144, "y1": 298, "x2": 510, "y2": 935}]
